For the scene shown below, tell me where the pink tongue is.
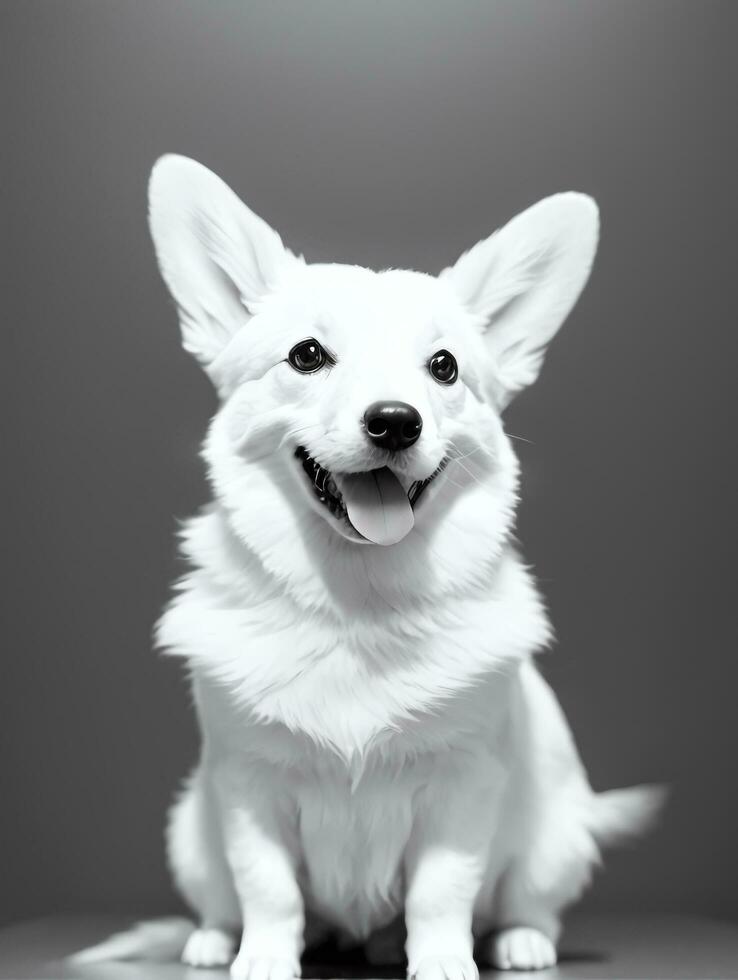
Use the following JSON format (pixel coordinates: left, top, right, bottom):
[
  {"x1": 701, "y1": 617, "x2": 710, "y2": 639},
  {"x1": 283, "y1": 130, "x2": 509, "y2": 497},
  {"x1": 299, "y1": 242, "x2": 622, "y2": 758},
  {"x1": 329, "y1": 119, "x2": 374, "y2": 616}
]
[{"x1": 340, "y1": 467, "x2": 415, "y2": 545}]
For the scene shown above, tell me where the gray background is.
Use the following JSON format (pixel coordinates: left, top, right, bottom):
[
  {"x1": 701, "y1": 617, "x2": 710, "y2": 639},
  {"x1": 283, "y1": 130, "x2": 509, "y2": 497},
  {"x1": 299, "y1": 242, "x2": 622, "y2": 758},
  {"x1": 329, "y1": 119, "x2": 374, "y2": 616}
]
[{"x1": 2, "y1": 0, "x2": 735, "y2": 928}]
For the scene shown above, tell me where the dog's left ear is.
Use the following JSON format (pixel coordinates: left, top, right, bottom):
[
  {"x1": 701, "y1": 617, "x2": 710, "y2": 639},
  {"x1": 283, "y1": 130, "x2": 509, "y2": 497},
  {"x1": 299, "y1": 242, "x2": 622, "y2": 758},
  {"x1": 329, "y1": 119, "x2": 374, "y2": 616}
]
[{"x1": 441, "y1": 193, "x2": 599, "y2": 409}]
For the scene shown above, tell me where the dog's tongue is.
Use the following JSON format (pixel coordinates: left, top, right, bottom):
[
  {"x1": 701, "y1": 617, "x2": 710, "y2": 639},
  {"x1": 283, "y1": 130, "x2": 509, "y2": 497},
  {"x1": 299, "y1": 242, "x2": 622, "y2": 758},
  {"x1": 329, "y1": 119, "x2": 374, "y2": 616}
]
[{"x1": 340, "y1": 467, "x2": 414, "y2": 545}]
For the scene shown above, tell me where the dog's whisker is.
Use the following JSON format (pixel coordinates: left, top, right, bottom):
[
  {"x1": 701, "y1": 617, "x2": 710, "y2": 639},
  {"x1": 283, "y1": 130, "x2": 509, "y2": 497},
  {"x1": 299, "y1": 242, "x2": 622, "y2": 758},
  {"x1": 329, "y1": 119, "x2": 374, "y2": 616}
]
[
  {"x1": 449, "y1": 445, "x2": 484, "y2": 463},
  {"x1": 445, "y1": 440, "x2": 490, "y2": 489},
  {"x1": 447, "y1": 440, "x2": 494, "y2": 466},
  {"x1": 439, "y1": 469, "x2": 467, "y2": 493},
  {"x1": 450, "y1": 457, "x2": 486, "y2": 489}
]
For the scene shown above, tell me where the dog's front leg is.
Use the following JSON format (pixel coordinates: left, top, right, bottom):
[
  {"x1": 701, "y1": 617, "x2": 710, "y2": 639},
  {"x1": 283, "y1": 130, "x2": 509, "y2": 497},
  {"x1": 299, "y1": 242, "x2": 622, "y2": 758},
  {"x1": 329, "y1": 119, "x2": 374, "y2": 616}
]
[
  {"x1": 212, "y1": 757, "x2": 304, "y2": 980},
  {"x1": 404, "y1": 761, "x2": 504, "y2": 980}
]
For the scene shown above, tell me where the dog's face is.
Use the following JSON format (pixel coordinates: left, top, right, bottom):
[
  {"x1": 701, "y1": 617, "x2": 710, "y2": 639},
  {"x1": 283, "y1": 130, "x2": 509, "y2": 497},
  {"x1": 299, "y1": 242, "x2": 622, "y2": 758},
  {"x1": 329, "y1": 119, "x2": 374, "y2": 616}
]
[
  {"x1": 149, "y1": 156, "x2": 598, "y2": 557},
  {"x1": 206, "y1": 263, "x2": 499, "y2": 547}
]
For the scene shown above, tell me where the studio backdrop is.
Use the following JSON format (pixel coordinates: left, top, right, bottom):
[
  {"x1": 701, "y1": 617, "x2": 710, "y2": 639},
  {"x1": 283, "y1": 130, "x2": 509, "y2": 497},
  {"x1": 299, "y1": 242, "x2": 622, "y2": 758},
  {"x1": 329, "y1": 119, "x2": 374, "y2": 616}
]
[{"x1": 2, "y1": 0, "x2": 735, "y2": 927}]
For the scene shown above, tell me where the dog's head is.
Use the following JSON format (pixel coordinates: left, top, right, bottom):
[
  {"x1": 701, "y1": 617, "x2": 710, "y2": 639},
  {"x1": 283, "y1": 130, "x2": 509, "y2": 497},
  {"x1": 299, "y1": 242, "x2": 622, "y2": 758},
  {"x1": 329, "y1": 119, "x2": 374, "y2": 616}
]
[{"x1": 149, "y1": 156, "x2": 597, "y2": 565}]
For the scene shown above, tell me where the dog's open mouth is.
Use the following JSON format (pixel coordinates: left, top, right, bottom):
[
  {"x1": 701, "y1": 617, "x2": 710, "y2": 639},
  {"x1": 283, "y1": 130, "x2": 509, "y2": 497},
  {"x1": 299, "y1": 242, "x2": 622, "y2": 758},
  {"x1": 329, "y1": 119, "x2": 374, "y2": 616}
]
[{"x1": 295, "y1": 446, "x2": 445, "y2": 545}]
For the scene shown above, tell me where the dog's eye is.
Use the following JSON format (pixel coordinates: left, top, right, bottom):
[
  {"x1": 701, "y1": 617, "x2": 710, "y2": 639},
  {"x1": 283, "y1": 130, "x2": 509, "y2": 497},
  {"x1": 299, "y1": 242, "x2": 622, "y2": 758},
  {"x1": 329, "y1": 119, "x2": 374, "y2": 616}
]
[
  {"x1": 288, "y1": 338, "x2": 329, "y2": 374},
  {"x1": 428, "y1": 349, "x2": 458, "y2": 385}
]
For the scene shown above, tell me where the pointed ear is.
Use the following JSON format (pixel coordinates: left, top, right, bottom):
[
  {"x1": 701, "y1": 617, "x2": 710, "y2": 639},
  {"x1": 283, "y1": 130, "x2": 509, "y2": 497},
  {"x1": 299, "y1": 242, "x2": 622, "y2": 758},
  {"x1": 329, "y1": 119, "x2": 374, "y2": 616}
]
[
  {"x1": 441, "y1": 193, "x2": 599, "y2": 408},
  {"x1": 148, "y1": 155, "x2": 298, "y2": 369}
]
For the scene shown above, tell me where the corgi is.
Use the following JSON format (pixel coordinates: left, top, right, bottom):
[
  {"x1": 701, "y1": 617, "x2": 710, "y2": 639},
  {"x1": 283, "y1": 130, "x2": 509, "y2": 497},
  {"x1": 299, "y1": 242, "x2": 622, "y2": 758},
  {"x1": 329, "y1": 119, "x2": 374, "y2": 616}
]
[{"x1": 74, "y1": 156, "x2": 664, "y2": 978}]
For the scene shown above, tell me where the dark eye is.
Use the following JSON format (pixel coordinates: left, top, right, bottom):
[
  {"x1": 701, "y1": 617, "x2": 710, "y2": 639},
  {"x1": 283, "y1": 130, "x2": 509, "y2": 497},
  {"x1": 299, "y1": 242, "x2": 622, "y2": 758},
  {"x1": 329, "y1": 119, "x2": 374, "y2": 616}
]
[
  {"x1": 288, "y1": 338, "x2": 329, "y2": 374},
  {"x1": 428, "y1": 349, "x2": 458, "y2": 385}
]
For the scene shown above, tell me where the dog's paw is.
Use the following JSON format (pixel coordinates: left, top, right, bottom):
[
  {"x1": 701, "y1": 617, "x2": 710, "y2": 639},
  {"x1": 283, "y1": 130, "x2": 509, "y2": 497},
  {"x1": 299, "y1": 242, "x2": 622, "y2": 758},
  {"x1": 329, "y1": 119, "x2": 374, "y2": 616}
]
[
  {"x1": 182, "y1": 927, "x2": 237, "y2": 968},
  {"x1": 489, "y1": 927, "x2": 557, "y2": 971},
  {"x1": 230, "y1": 953, "x2": 300, "y2": 980},
  {"x1": 410, "y1": 955, "x2": 479, "y2": 980}
]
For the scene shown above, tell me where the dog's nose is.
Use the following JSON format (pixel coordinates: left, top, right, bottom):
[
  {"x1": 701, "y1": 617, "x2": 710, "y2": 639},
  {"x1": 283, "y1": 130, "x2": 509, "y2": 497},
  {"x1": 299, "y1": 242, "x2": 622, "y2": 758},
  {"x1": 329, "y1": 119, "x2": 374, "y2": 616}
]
[{"x1": 363, "y1": 401, "x2": 423, "y2": 452}]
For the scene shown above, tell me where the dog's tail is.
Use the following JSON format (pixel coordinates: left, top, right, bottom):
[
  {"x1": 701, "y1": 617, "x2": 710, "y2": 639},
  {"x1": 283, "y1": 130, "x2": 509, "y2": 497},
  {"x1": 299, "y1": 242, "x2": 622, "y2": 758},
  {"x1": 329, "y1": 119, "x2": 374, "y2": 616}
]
[
  {"x1": 588, "y1": 782, "x2": 669, "y2": 848},
  {"x1": 69, "y1": 917, "x2": 194, "y2": 964}
]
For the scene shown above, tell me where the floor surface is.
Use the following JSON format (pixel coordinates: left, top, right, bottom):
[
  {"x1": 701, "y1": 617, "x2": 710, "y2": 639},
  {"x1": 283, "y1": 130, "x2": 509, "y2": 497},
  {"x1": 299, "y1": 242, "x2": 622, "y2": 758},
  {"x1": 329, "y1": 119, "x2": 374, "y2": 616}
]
[{"x1": 0, "y1": 915, "x2": 736, "y2": 980}]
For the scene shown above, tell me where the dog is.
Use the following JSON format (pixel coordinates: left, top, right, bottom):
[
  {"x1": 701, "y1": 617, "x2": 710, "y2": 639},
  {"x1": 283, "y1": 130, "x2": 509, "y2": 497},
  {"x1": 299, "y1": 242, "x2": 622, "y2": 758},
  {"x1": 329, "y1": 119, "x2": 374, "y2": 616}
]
[{"x1": 74, "y1": 156, "x2": 664, "y2": 978}]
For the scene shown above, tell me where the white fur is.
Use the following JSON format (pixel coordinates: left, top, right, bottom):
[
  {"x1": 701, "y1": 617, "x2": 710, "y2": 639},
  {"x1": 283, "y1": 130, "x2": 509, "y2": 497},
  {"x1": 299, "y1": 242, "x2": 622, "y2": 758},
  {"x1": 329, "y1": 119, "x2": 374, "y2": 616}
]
[{"x1": 74, "y1": 156, "x2": 664, "y2": 978}]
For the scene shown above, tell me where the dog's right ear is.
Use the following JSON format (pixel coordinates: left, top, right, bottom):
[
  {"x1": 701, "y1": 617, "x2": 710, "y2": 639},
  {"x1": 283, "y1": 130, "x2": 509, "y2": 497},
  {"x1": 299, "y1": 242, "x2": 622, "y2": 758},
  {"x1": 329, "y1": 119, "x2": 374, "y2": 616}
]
[{"x1": 148, "y1": 155, "x2": 298, "y2": 371}]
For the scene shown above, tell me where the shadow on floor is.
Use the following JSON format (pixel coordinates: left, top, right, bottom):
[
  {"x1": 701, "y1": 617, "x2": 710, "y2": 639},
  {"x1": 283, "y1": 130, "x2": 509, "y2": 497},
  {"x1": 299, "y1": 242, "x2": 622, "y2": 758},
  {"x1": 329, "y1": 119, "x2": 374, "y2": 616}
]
[
  {"x1": 556, "y1": 949, "x2": 610, "y2": 967},
  {"x1": 302, "y1": 941, "x2": 405, "y2": 980},
  {"x1": 299, "y1": 938, "x2": 609, "y2": 979}
]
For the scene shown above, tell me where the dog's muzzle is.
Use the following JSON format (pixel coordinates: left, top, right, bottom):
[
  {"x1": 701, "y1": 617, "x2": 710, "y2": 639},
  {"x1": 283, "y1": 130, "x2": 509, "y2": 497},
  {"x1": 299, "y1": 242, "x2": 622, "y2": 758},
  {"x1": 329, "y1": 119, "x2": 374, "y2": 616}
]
[{"x1": 295, "y1": 446, "x2": 445, "y2": 545}]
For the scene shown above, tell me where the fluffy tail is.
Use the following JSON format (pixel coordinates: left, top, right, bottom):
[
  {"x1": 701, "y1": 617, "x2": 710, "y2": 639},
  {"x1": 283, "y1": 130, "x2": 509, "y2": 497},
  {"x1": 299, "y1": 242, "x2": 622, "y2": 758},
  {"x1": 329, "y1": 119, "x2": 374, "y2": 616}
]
[
  {"x1": 69, "y1": 917, "x2": 194, "y2": 964},
  {"x1": 588, "y1": 783, "x2": 669, "y2": 848}
]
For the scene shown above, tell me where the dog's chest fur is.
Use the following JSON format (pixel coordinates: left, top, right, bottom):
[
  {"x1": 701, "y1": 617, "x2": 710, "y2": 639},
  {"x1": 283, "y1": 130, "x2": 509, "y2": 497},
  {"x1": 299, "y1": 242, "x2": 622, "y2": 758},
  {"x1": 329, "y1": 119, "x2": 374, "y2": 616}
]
[
  {"x1": 158, "y1": 507, "x2": 550, "y2": 761},
  {"x1": 294, "y1": 681, "x2": 519, "y2": 938},
  {"x1": 295, "y1": 758, "x2": 419, "y2": 937}
]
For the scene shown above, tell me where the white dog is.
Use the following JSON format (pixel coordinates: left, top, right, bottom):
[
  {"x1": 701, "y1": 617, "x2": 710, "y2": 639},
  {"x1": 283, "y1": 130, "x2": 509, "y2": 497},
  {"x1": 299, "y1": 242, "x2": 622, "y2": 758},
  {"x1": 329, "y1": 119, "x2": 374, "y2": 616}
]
[{"x1": 76, "y1": 156, "x2": 663, "y2": 978}]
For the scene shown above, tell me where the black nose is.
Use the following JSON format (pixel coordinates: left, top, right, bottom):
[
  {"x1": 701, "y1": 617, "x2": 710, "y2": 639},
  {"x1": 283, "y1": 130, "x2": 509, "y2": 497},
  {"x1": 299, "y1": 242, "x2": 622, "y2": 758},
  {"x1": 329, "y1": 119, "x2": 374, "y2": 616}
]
[{"x1": 363, "y1": 401, "x2": 423, "y2": 452}]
